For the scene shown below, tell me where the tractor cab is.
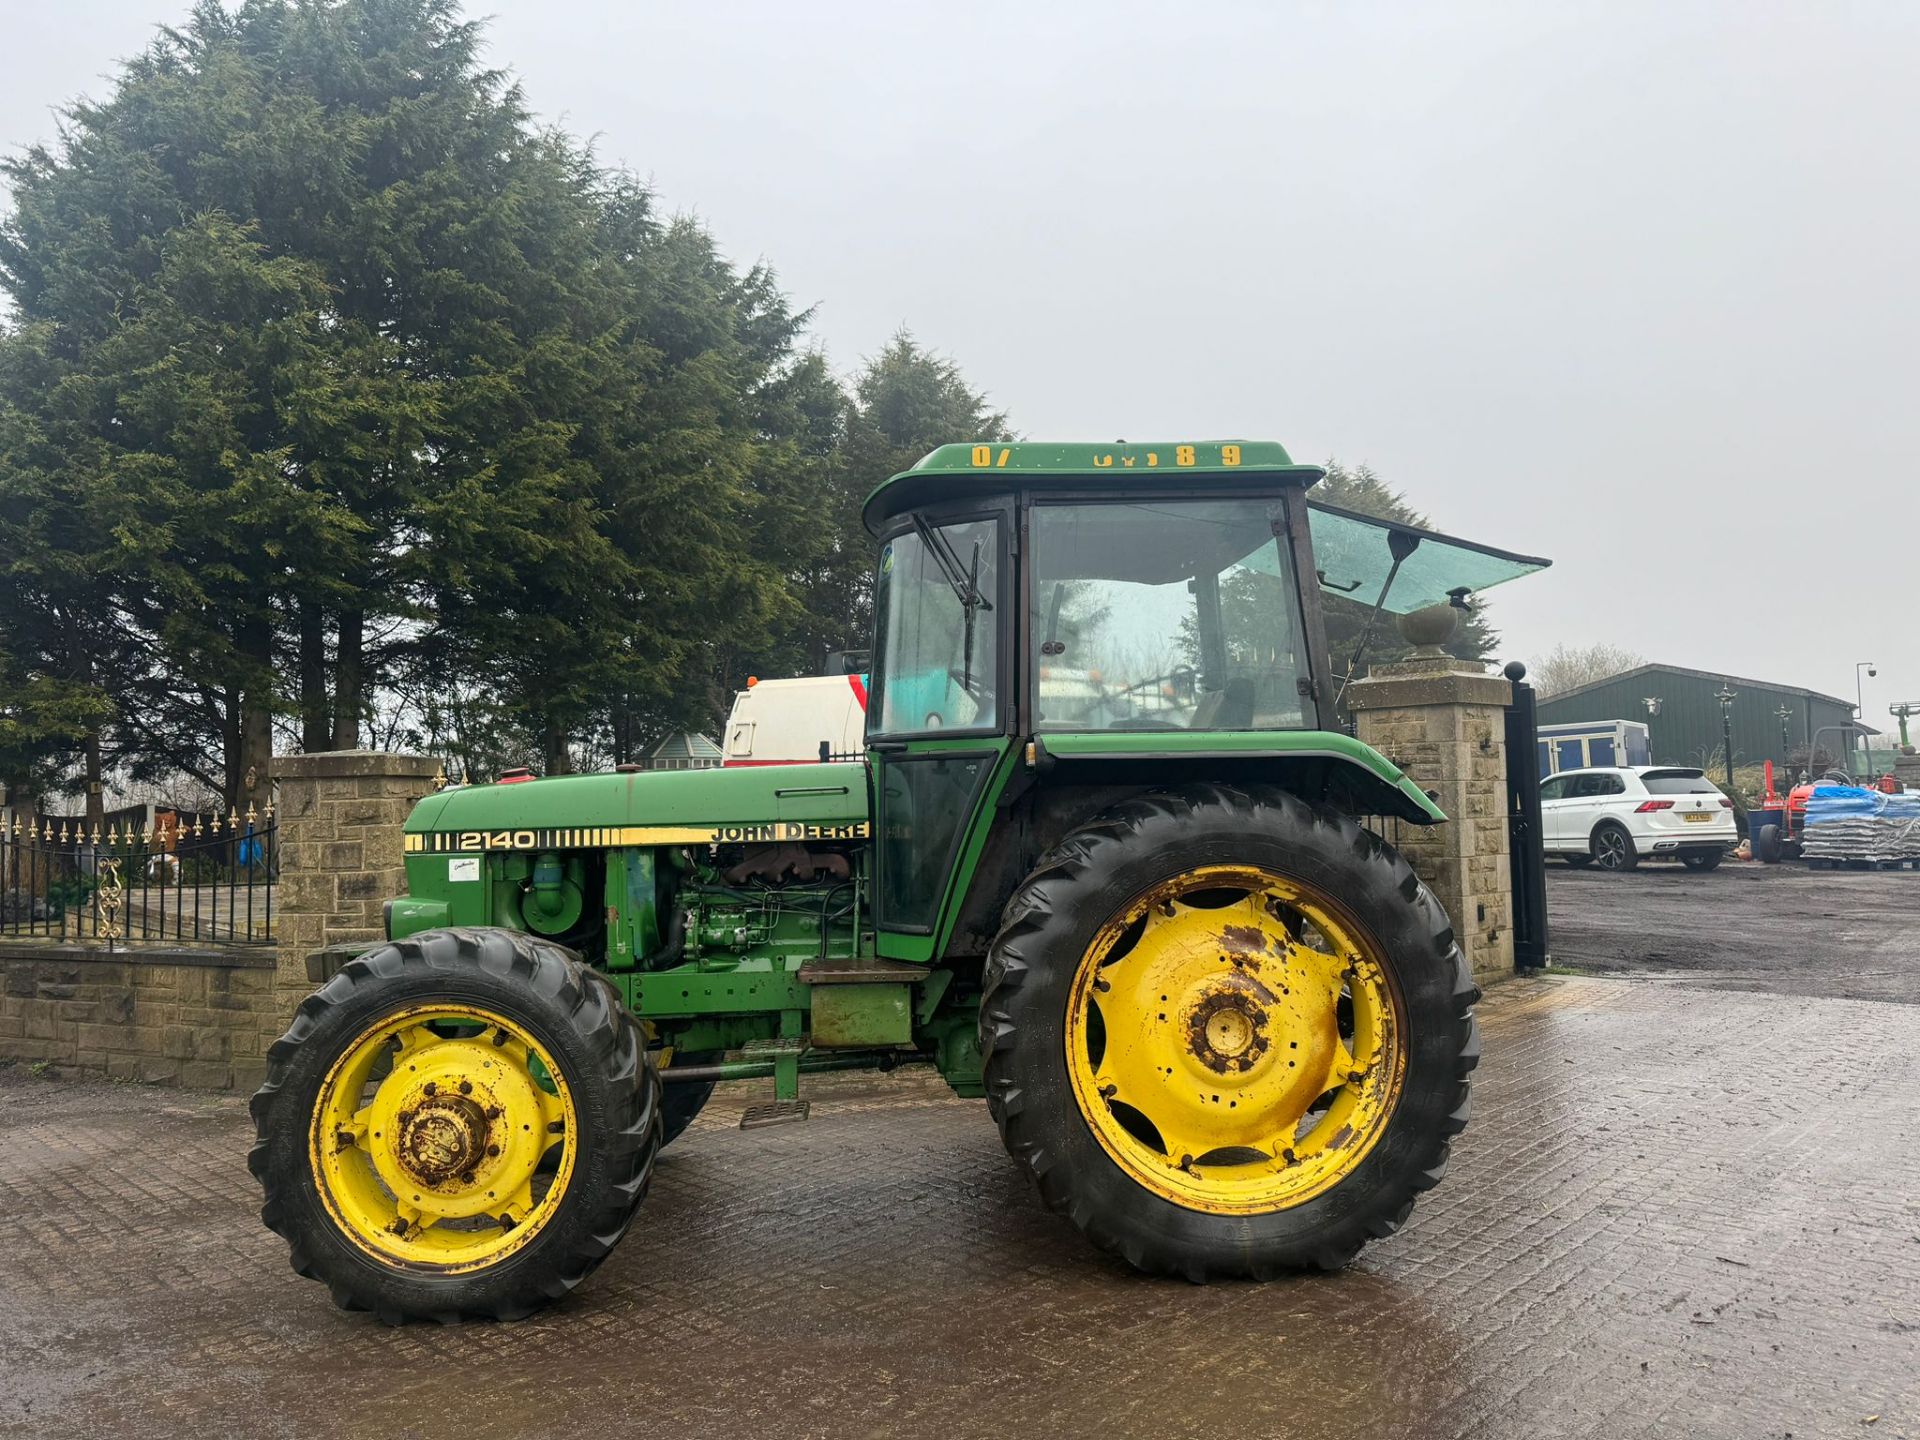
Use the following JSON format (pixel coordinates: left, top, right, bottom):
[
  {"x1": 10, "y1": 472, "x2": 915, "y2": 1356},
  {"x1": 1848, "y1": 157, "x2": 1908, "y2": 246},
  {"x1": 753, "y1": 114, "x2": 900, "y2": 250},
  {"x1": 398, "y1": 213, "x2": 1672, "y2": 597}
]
[
  {"x1": 858, "y1": 439, "x2": 1443, "y2": 960},
  {"x1": 863, "y1": 440, "x2": 1332, "y2": 739}
]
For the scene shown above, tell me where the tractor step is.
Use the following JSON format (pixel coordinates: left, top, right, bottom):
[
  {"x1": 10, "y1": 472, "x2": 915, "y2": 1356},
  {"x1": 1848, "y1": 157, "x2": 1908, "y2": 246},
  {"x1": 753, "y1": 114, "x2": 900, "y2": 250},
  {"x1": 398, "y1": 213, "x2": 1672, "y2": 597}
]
[
  {"x1": 739, "y1": 1099, "x2": 810, "y2": 1130},
  {"x1": 796, "y1": 959, "x2": 926, "y2": 985},
  {"x1": 740, "y1": 1036, "x2": 809, "y2": 1055}
]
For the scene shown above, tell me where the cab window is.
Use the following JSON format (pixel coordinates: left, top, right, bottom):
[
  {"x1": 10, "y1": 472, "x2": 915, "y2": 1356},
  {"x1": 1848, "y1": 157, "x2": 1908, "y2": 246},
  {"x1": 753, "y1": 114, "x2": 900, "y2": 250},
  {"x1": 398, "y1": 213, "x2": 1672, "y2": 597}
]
[
  {"x1": 1028, "y1": 498, "x2": 1311, "y2": 732},
  {"x1": 870, "y1": 516, "x2": 1000, "y2": 737}
]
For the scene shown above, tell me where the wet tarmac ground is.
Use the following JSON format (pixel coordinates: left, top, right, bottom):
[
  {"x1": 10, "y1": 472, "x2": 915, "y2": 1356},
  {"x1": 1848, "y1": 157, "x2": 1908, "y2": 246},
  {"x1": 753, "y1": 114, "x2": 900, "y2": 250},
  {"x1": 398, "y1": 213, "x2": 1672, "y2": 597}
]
[{"x1": 3, "y1": 865, "x2": 1918, "y2": 1439}]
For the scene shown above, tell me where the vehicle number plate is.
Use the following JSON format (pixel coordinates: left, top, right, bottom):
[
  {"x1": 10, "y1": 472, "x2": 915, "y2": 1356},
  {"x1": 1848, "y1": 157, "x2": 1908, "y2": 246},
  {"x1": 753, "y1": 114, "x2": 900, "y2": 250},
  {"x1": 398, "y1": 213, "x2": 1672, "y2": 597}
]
[{"x1": 1683, "y1": 812, "x2": 1714, "y2": 823}]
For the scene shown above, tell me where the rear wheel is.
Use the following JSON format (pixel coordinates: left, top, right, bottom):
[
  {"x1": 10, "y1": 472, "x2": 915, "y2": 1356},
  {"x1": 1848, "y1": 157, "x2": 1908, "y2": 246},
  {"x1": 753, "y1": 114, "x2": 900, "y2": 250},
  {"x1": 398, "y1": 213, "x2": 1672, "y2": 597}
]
[
  {"x1": 1563, "y1": 853, "x2": 1594, "y2": 869},
  {"x1": 1680, "y1": 850, "x2": 1723, "y2": 872},
  {"x1": 980, "y1": 784, "x2": 1477, "y2": 1279},
  {"x1": 249, "y1": 927, "x2": 660, "y2": 1323},
  {"x1": 1755, "y1": 823, "x2": 1783, "y2": 864},
  {"x1": 1591, "y1": 823, "x2": 1638, "y2": 871}
]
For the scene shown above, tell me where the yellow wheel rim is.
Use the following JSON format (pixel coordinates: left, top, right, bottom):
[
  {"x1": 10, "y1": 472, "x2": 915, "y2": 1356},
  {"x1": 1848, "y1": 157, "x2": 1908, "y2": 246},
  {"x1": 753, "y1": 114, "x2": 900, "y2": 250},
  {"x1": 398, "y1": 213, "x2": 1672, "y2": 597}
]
[
  {"x1": 308, "y1": 1003, "x2": 578, "y2": 1273},
  {"x1": 1064, "y1": 864, "x2": 1407, "y2": 1215}
]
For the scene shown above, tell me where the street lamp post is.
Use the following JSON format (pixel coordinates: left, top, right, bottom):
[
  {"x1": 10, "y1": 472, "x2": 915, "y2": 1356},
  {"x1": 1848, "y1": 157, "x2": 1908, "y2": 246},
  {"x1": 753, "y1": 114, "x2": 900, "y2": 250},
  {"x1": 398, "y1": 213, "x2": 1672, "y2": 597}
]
[
  {"x1": 1856, "y1": 661, "x2": 1877, "y2": 781},
  {"x1": 1716, "y1": 686, "x2": 1737, "y2": 791}
]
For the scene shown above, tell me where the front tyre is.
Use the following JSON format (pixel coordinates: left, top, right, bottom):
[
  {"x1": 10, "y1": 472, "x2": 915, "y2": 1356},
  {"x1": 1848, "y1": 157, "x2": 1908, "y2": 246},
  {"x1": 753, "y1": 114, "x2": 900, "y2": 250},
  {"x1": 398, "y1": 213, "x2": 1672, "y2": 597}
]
[
  {"x1": 1591, "y1": 822, "x2": 1639, "y2": 871},
  {"x1": 659, "y1": 1050, "x2": 721, "y2": 1146},
  {"x1": 980, "y1": 785, "x2": 1477, "y2": 1280},
  {"x1": 249, "y1": 927, "x2": 660, "y2": 1323}
]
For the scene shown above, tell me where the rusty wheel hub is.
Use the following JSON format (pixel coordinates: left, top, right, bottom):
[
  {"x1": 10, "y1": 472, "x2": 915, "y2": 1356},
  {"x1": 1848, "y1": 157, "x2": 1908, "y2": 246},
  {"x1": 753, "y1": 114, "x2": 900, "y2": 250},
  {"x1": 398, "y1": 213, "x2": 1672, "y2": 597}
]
[
  {"x1": 398, "y1": 1094, "x2": 493, "y2": 1185},
  {"x1": 1190, "y1": 988, "x2": 1271, "y2": 1073}
]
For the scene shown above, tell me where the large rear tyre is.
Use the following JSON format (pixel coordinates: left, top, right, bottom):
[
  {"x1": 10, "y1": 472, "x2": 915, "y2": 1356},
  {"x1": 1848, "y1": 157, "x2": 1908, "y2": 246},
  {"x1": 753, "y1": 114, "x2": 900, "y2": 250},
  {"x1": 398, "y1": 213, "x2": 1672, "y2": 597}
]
[
  {"x1": 1755, "y1": 823, "x2": 1783, "y2": 865},
  {"x1": 980, "y1": 784, "x2": 1477, "y2": 1280},
  {"x1": 249, "y1": 927, "x2": 660, "y2": 1323}
]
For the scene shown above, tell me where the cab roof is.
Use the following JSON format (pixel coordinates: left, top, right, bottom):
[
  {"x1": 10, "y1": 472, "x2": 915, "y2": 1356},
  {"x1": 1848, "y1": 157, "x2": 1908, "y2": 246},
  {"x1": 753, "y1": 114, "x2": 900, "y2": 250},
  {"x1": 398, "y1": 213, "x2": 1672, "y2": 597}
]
[{"x1": 862, "y1": 440, "x2": 1323, "y2": 534}]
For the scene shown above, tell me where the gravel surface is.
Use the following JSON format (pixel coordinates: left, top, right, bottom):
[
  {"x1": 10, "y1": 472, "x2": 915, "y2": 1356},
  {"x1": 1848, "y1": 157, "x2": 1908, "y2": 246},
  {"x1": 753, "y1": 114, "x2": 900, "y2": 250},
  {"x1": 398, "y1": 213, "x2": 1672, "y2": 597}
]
[{"x1": 1547, "y1": 859, "x2": 1920, "y2": 1004}]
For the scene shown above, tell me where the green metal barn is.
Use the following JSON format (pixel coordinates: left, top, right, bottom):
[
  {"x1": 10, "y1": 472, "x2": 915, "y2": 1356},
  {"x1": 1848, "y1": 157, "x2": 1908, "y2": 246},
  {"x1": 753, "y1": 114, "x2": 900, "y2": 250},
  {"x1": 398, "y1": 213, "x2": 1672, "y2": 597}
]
[{"x1": 1534, "y1": 663, "x2": 1873, "y2": 772}]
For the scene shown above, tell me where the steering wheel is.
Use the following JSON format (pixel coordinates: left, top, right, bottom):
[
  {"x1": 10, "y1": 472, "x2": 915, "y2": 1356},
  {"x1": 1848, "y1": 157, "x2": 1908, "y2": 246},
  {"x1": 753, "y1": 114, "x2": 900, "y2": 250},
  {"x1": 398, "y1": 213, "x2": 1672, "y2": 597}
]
[{"x1": 1117, "y1": 665, "x2": 1198, "y2": 700}]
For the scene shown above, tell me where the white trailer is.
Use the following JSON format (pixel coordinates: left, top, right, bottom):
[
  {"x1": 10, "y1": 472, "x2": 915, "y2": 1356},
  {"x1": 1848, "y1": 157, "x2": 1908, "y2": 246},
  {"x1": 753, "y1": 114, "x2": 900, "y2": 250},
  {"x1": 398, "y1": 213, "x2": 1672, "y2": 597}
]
[
  {"x1": 722, "y1": 674, "x2": 869, "y2": 766},
  {"x1": 1536, "y1": 718, "x2": 1653, "y2": 777}
]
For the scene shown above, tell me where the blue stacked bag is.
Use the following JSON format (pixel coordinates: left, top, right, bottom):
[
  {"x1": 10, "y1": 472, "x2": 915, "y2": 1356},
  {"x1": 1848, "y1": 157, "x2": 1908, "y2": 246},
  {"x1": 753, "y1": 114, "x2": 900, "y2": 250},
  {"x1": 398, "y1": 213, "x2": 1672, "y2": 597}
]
[{"x1": 1802, "y1": 785, "x2": 1920, "y2": 863}]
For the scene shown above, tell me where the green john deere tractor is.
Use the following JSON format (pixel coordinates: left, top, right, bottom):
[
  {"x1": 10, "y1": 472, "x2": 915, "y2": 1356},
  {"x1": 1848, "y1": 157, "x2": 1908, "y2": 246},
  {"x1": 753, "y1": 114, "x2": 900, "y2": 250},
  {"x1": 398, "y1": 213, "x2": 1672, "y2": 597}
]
[{"x1": 251, "y1": 439, "x2": 1480, "y2": 1322}]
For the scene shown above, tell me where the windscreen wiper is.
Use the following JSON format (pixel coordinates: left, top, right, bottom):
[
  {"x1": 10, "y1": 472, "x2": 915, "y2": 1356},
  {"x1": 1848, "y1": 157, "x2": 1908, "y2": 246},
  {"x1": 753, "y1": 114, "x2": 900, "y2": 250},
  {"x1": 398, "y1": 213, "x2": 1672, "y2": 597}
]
[
  {"x1": 1337, "y1": 528, "x2": 1421, "y2": 703},
  {"x1": 912, "y1": 515, "x2": 993, "y2": 698},
  {"x1": 912, "y1": 514, "x2": 992, "y2": 614}
]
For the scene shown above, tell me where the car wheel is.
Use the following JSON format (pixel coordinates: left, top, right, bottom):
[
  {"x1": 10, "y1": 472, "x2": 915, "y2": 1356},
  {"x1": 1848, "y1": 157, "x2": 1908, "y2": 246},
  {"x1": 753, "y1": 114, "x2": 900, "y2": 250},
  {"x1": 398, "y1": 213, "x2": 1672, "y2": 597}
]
[
  {"x1": 1591, "y1": 823, "x2": 1638, "y2": 871},
  {"x1": 1680, "y1": 850, "x2": 1723, "y2": 872}
]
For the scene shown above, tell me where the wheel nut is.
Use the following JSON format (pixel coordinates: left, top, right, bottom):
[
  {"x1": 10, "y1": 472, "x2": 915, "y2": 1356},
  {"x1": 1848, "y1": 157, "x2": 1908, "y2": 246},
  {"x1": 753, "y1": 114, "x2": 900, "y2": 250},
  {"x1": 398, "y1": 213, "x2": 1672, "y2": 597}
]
[
  {"x1": 487, "y1": 1106, "x2": 504, "y2": 1120},
  {"x1": 397, "y1": 1110, "x2": 414, "y2": 1125},
  {"x1": 423, "y1": 1081, "x2": 437, "y2": 1096},
  {"x1": 458, "y1": 1080, "x2": 473, "y2": 1095},
  {"x1": 486, "y1": 1144, "x2": 500, "y2": 1158}
]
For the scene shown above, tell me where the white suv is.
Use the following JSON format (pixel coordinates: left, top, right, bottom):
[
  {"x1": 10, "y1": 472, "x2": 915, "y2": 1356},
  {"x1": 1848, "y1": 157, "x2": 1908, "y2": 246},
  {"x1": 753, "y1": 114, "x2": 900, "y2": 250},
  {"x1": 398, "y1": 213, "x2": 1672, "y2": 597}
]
[{"x1": 1539, "y1": 766, "x2": 1737, "y2": 872}]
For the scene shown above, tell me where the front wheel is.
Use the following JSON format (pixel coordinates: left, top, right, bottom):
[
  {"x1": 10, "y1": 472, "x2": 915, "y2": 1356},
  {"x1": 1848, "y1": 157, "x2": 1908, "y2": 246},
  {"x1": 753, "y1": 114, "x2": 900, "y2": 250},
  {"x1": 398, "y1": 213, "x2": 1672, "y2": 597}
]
[
  {"x1": 980, "y1": 785, "x2": 1477, "y2": 1279},
  {"x1": 249, "y1": 927, "x2": 660, "y2": 1323},
  {"x1": 1591, "y1": 823, "x2": 1639, "y2": 871}
]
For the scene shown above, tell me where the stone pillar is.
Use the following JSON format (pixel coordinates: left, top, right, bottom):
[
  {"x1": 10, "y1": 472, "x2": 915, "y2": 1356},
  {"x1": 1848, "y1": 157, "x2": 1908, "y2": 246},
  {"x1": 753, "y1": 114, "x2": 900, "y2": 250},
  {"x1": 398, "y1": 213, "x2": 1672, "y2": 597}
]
[
  {"x1": 1346, "y1": 656, "x2": 1515, "y2": 982},
  {"x1": 271, "y1": 750, "x2": 440, "y2": 1009}
]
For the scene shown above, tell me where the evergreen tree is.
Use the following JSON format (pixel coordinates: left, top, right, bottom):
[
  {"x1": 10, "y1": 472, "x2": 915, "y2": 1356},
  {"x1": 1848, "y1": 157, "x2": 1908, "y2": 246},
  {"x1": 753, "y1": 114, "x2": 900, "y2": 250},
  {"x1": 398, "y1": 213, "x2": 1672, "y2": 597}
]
[
  {"x1": 757, "y1": 330, "x2": 1012, "y2": 684},
  {"x1": 0, "y1": 0, "x2": 842, "y2": 785}
]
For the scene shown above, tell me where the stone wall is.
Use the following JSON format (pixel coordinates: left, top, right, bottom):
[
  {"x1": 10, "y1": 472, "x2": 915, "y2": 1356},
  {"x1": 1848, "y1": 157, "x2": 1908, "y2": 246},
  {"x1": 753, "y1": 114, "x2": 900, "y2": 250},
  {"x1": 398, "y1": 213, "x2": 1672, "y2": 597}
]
[
  {"x1": 271, "y1": 750, "x2": 440, "y2": 1011},
  {"x1": 1347, "y1": 656, "x2": 1516, "y2": 981},
  {"x1": 0, "y1": 749, "x2": 440, "y2": 1091},
  {"x1": 0, "y1": 944, "x2": 279, "y2": 1090}
]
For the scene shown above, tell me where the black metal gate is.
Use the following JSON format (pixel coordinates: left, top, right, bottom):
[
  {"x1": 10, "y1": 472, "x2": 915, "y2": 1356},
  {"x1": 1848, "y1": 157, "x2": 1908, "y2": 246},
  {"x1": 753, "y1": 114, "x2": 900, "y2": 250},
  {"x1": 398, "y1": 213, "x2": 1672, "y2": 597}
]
[{"x1": 1503, "y1": 661, "x2": 1550, "y2": 970}]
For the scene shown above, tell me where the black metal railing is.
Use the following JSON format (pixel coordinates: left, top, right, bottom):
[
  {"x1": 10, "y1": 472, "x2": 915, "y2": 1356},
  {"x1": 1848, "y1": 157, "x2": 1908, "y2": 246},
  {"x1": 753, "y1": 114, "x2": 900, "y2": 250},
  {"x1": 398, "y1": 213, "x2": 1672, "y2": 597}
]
[{"x1": 0, "y1": 808, "x2": 276, "y2": 948}]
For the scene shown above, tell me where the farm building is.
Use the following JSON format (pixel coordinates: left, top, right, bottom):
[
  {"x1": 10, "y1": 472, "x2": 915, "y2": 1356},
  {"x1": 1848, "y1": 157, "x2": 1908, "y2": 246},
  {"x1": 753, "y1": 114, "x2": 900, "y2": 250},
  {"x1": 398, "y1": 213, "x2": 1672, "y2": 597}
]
[{"x1": 1535, "y1": 663, "x2": 1874, "y2": 772}]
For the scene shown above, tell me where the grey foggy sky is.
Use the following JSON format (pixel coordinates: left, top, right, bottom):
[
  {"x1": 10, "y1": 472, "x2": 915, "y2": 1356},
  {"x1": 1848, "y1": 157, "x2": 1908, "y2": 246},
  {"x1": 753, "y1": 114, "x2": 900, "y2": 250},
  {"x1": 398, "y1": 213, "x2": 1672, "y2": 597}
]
[{"x1": 4, "y1": 1, "x2": 1916, "y2": 728}]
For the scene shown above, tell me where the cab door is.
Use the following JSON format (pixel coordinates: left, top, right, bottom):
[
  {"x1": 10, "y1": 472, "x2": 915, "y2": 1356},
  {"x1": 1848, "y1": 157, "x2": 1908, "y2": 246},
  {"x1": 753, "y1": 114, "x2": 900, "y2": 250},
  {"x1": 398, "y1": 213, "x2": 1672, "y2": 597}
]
[{"x1": 865, "y1": 504, "x2": 1015, "y2": 960}]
